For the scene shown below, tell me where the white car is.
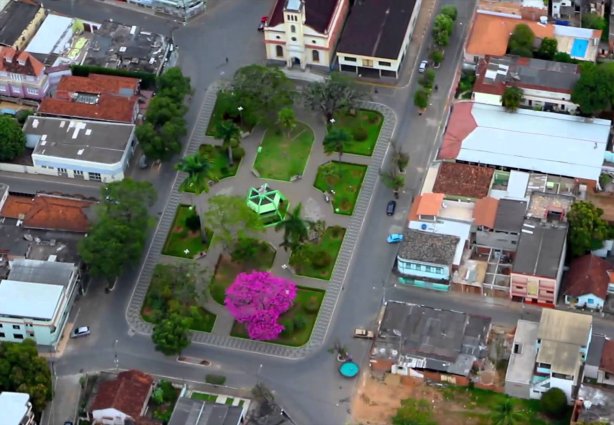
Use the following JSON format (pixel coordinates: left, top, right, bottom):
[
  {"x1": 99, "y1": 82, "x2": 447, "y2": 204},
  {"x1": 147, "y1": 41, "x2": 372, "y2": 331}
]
[
  {"x1": 418, "y1": 60, "x2": 428, "y2": 73},
  {"x1": 71, "y1": 326, "x2": 91, "y2": 338},
  {"x1": 354, "y1": 328, "x2": 375, "y2": 339}
]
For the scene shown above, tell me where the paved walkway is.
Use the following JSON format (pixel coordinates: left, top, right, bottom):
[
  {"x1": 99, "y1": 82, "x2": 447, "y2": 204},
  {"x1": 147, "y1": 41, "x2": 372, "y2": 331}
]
[{"x1": 125, "y1": 77, "x2": 396, "y2": 358}]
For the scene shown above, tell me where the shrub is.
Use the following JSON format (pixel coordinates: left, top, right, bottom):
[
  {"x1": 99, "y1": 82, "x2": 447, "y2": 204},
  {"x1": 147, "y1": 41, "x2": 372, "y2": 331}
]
[
  {"x1": 294, "y1": 314, "x2": 307, "y2": 330},
  {"x1": 185, "y1": 214, "x2": 201, "y2": 231},
  {"x1": 330, "y1": 226, "x2": 344, "y2": 238},
  {"x1": 282, "y1": 318, "x2": 295, "y2": 335},
  {"x1": 232, "y1": 146, "x2": 245, "y2": 161},
  {"x1": 231, "y1": 237, "x2": 260, "y2": 263},
  {"x1": 201, "y1": 145, "x2": 215, "y2": 156},
  {"x1": 352, "y1": 126, "x2": 368, "y2": 141},
  {"x1": 431, "y1": 50, "x2": 444, "y2": 65},
  {"x1": 311, "y1": 250, "x2": 332, "y2": 269},
  {"x1": 540, "y1": 387, "x2": 567, "y2": 418},
  {"x1": 205, "y1": 374, "x2": 226, "y2": 385},
  {"x1": 303, "y1": 296, "x2": 320, "y2": 314},
  {"x1": 158, "y1": 380, "x2": 177, "y2": 402},
  {"x1": 15, "y1": 109, "x2": 33, "y2": 124},
  {"x1": 151, "y1": 387, "x2": 164, "y2": 405},
  {"x1": 220, "y1": 166, "x2": 229, "y2": 175}
]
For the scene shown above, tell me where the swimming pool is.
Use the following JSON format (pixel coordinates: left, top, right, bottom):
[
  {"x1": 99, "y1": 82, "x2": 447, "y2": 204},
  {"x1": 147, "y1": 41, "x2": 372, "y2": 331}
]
[{"x1": 571, "y1": 38, "x2": 589, "y2": 58}]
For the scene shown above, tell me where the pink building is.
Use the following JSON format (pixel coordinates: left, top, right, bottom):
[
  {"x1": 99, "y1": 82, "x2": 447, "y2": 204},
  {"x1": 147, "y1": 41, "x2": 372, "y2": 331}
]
[{"x1": 0, "y1": 46, "x2": 48, "y2": 100}]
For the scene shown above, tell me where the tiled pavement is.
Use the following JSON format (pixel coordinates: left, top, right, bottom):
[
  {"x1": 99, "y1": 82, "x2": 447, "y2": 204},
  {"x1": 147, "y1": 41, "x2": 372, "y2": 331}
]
[{"x1": 125, "y1": 79, "x2": 396, "y2": 359}]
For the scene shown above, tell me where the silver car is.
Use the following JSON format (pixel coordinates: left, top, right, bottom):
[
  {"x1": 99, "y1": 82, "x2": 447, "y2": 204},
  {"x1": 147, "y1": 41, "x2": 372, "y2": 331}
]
[
  {"x1": 419, "y1": 60, "x2": 428, "y2": 73},
  {"x1": 71, "y1": 326, "x2": 91, "y2": 338}
]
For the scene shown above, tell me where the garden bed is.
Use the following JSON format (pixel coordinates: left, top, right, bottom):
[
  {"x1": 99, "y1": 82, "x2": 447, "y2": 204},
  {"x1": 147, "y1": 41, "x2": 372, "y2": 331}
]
[
  {"x1": 141, "y1": 264, "x2": 216, "y2": 333},
  {"x1": 205, "y1": 91, "x2": 255, "y2": 136},
  {"x1": 314, "y1": 161, "x2": 367, "y2": 215},
  {"x1": 162, "y1": 205, "x2": 213, "y2": 258},
  {"x1": 332, "y1": 109, "x2": 383, "y2": 156},
  {"x1": 231, "y1": 287, "x2": 325, "y2": 347},
  {"x1": 209, "y1": 242, "x2": 276, "y2": 305},
  {"x1": 290, "y1": 226, "x2": 345, "y2": 280},
  {"x1": 253, "y1": 122, "x2": 314, "y2": 180},
  {"x1": 180, "y1": 145, "x2": 239, "y2": 194}
]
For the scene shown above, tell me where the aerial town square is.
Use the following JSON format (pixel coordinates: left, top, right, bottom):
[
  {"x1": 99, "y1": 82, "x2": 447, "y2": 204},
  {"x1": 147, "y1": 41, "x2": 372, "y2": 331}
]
[{"x1": 3, "y1": 0, "x2": 614, "y2": 424}]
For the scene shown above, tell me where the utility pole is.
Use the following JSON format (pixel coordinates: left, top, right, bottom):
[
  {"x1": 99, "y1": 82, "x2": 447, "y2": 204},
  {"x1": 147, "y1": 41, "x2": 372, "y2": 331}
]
[{"x1": 113, "y1": 339, "x2": 119, "y2": 371}]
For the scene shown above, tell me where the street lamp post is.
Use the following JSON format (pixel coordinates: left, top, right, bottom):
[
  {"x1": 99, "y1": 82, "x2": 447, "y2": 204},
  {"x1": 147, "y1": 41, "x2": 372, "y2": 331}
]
[{"x1": 113, "y1": 339, "x2": 119, "y2": 371}]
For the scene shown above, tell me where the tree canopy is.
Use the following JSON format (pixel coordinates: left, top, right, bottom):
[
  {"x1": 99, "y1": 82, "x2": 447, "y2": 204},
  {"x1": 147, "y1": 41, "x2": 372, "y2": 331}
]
[
  {"x1": 203, "y1": 195, "x2": 264, "y2": 250},
  {"x1": 582, "y1": 13, "x2": 606, "y2": 32},
  {"x1": 152, "y1": 314, "x2": 191, "y2": 355},
  {"x1": 225, "y1": 271, "x2": 297, "y2": 340},
  {"x1": 392, "y1": 399, "x2": 437, "y2": 425},
  {"x1": 490, "y1": 397, "x2": 525, "y2": 425},
  {"x1": 176, "y1": 153, "x2": 211, "y2": 188},
  {"x1": 277, "y1": 107, "x2": 297, "y2": 138},
  {"x1": 508, "y1": 24, "x2": 535, "y2": 57},
  {"x1": 79, "y1": 179, "x2": 156, "y2": 283},
  {"x1": 540, "y1": 388, "x2": 568, "y2": 418},
  {"x1": 501, "y1": 86, "x2": 524, "y2": 112},
  {"x1": 414, "y1": 89, "x2": 429, "y2": 109},
  {"x1": 567, "y1": 201, "x2": 612, "y2": 257},
  {"x1": 323, "y1": 127, "x2": 352, "y2": 161},
  {"x1": 440, "y1": 5, "x2": 457, "y2": 21},
  {"x1": 157, "y1": 66, "x2": 192, "y2": 103},
  {"x1": 537, "y1": 38, "x2": 558, "y2": 60},
  {"x1": 432, "y1": 13, "x2": 454, "y2": 47},
  {"x1": 275, "y1": 203, "x2": 310, "y2": 251},
  {"x1": 0, "y1": 115, "x2": 26, "y2": 161},
  {"x1": 571, "y1": 63, "x2": 614, "y2": 115},
  {"x1": 303, "y1": 72, "x2": 367, "y2": 120},
  {"x1": 0, "y1": 340, "x2": 52, "y2": 414}
]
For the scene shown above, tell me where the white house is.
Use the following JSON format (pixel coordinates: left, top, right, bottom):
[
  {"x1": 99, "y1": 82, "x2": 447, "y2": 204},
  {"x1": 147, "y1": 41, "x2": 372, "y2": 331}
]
[
  {"x1": 563, "y1": 255, "x2": 614, "y2": 311},
  {"x1": 22, "y1": 116, "x2": 136, "y2": 182},
  {"x1": 336, "y1": 0, "x2": 422, "y2": 78},
  {"x1": 0, "y1": 259, "x2": 79, "y2": 348},
  {"x1": 264, "y1": 0, "x2": 349, "y2": 69},
  {"x1": 0, "y1": 392, "x2": 36, "y2": 425}
]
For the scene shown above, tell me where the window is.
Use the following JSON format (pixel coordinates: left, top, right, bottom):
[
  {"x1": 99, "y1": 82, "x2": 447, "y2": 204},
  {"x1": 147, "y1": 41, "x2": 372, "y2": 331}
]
[
  {"x1": 276, "y1": 45, "x2": 283, "y2": 58},
  {"x1": 74, "y1": 170, "x2": 84, "y2": 179},
  {"x1": 291, "y1": 25, "x2": 296, "y2": 33},
  {"x1": 0, "y1": 323, "x2": 2, "y2": 328},
  {"x1": 312, "y1": 40, "x2": 316, "y2": 44},
  {"x1": 513, "y1": 343, "x2": 522, "y2": 354},
  {"x1": 588, "y1": 298, "x2": 594, "y2": 304},
  {"x1": 26, "y1": 330, "x2": 34, "y2": 337},
  {"x1": 379, "y1": 61, "x2": 391, "y2": 67},
  {"x1": 291, "y1": 37, "x2": 297, "y2": 41},
  {"x1": 363, "y1": 59, "x2": 373, "y2": 67},
  {"x1": 276, "y1": 35, "x2": 281, "y2": 39},
  {"x1": 13, "y1": 334, "x2": 23, "y2": 339},
  {"x1": 312, "y1": 50, "x2": 320, "y2": 63},
  {"x1": 344, "y1": 56, "x2": 357, "y2": 62},
  {"x1": 26, "y1": 87, "x2": 38, "y2": 96},
  {"x1": 57, "y1": 168, "x2": 68, "y2": 177},
  {"x1": 0, "y1": 332, "x2": 4, "y2": 338},
  {"x1": 12, "y1": 325, "x2": 20, "y2": 329},
  {"x1": 88, "y1": 172, "x2": 101, "y2": 182}
]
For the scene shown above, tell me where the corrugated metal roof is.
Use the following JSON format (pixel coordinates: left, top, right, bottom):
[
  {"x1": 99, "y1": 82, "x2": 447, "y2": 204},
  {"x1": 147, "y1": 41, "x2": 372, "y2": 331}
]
[
  {"x1": 25, "y1": 14, "x2": 73, "y2": 55},
  {"x1": 0, "y1": 280, "x2": 63, "y2": 320}
]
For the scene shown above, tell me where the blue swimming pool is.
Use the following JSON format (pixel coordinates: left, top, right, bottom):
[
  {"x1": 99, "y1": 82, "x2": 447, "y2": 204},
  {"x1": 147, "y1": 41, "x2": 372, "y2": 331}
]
[{"x1": 571, "y1": 38, "x2": 589, "y2": 58}]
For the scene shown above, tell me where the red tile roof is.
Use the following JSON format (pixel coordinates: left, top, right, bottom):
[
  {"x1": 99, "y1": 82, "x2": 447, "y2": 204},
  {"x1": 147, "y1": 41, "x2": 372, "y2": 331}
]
[
  {"x1": 600, "y1": 339, "x2": 614, "y2": 375},
  {"x1": 56, "y1": 74, "x2": 139, "y2": 96},
  {"x1": 473, "y1": 197, "x2": 499, "y2": 228},
  {"x1": 432, "y1": 162, "x2": 494, "y2": 199},
  {"x1": 0, "y1": 194, "x2": 93, "y2": 233},
  {"x1": 91, "y1": 370, "x2": 154, "y2": 420},
  {"x1": 0, "y1": 46, "x2": 44, "y2": 77},
  {"x1": 39, "y1": 95, "x2": 137, "y2": 123},
  {"x1": 563, "y1": 255, "x2": 613, "y2": 300},
  {"x1": 438, "y1": 102, "x2": 477, "y2": 160},
  {"x1": 408, "y1": 193, "x2": 444, "y2": 220}
]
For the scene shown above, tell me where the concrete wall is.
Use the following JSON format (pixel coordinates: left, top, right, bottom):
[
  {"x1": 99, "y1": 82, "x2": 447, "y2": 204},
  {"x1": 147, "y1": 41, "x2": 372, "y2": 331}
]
[
  {"x1": 505, "y1": 381, "x2": 530, "y2": 399},
  {"x1": 397, "y1": 258, "x2": 450, "y2": 280}
]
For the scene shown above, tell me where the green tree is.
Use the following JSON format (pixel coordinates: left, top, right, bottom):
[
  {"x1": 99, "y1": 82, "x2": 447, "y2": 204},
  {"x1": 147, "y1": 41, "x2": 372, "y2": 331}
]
[
  {"x1": 392, "y1": 398, "x2": 437, "y2": 425},
  {"x1": 0, "y1": 339, "x2": 52, "y2": 415},
  {"x1": 175, "y1": 154, "x2": 211, "y2": 188},
  {"x1": 540, "y1": 388, "x2": 568, "y2": 418},
  {"x1": 0, "y1": 115, "x2": 26, "y2": 161},
  {"x1": 537, "y1": 37, "x2": 558, "y2": 60},
  {"x1": 553, "y1": 51, "x2": 574, "y2": 63},
  {"x1": 157, "y1": 67, "x2": 192, "y2": 103},
  {"x1": 204, "y1": 195, "x2": 264, "y2": 250},
  {"x1": 508, "y1": 24, "x2": 535, "y2": 57},
  {"x1": 490, "y1": 397, "x2": 525, "y2": 425},
  {"x1": 420, "y1": 69, "x2": 436, "y2": 90},
  {"x1": 582, "y1": 13, "x2": 606, "y2": 31},
  {"x1": 414, "y1": 89, "x2": 430, "y2": 110},
  {"x1": 432, "y1": 13, "x2": 454, "y2": 47},
  {"x1": 380, "y1": 168, "x2": 405, "y2": 197},
  {"x1": 231, "y1": 65, "x2": 294, "y2": 124},
  {"x1": 277, "y1": 107, "x2": 297, "y2": 139},
  {"x1": 567, "y1": 200, "x2": 611, "y2": 256},
  {"x1": 431, "y1": 50, "x2": 444, "y2": 66},
  {"x1": 440, "y1": 5, "x2": 458, "y2": 21},
  {"x1": 152, "y1": 314, "x2": 191, "y2": 355},
  {"x1": 214, "y1": 120, "x2": 241, "y2": 166},
  {"x1": 572, "y1": 63, "x2": 614, "y2": 115},
  {"x1": 146, "y1": 95, "x2": 187, "y2": 128},
  {"x1": 231, "y1": 237, "x2": 260, "y2": 263},
  {"x1": 323, "y1": 127, "x2": 352, "y2": 161},
  {"x1": 275, "y1": 203, "x2": 310, "y2": 251},
  {"x1": 136, "y1": 119, "x2": 183, "y2": 162},
  {"x1": 392, "y1": 144, "x2": 410, "y2": 172},
  {"x1": 501, "y1": 86, "x2": 524, "y2": 112},
  {"x1": 303, "y1": 72, "x2": 367, "y2": 120},
  {"x1": 79, "y1": 179, "x2": 156, "y2": 284}
]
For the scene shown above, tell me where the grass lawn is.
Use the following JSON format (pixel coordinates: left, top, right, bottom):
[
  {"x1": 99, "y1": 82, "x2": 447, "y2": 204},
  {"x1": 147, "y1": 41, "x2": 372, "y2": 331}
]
[
  {"x1": 180, "y1": 145, "x2": 239, "y2": 194},
  {"x1": 162, "y1": 205, "x2": 213, "y2": 259},
  {"x1": 141, "y1": 264, "x2": 216, "y2": 333},
  {"x1": 441, "y1": 386, "x2": 571, "y2": 425},
  {"x1": 231, "y1": 287, "x2": 325, "y2": 347},
  {"x1": 290, "y1": 226, "x2": 345, "y2": 280},
  {"x1": 191, "y1": 392, "x2": 218, "y2": 402},
  {"x1": 253, "y1": 122, "x2": 314, "y2": 181},
  {"x1": 332, "y1": 109, "x2": 383, "y2": 156},
  {"x1": 209, "y1": 243, "x2": 276, "y2": 305},
  {"x1": 314, "y1": 161, "x2": 367, "y2": 215}
]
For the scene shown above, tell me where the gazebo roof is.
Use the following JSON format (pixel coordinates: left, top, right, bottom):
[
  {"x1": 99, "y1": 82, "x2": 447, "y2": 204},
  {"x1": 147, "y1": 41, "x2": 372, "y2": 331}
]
[{"x1": 246, "y1": 184, "x2": 286, "y2": 215}]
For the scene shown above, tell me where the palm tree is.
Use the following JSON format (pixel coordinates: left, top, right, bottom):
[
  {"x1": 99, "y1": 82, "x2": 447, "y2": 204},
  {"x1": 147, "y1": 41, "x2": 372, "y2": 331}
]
[
  {"x1": 323, "y1": 128, "x2": 352, "y2": 162},
  {"x1": 214, "y1": 120, "x2": 241, "y2": 166},
  {"x1": 275, "y1": 203, "x2": 309, "y2": 251},
  {"x1": 175, "y1": 154, "x2": 211, "y2": 188},
  {"x1": 277, "y1": 107, "x2": 297, "y2": 139},
  {"x1": 490, "y1": 397, "x2": 524, "y2": 425}
]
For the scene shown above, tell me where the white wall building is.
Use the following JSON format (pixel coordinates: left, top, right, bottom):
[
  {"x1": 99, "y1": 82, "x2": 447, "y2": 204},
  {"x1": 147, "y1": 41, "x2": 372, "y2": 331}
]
[
  {"x1": 0, "y1": 259, "x2": 79, "y2": 348},
  {"x1": 0, "y1": 392, "x2": 36, "y2": 425},
  {"x1": 22, "y1": 116, "x2": 136, "y2": 183}
]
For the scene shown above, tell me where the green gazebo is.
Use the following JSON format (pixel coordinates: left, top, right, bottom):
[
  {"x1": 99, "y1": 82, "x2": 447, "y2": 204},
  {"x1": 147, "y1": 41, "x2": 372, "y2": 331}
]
[{"x1": 246, "y1": 183, "x2": 288, "y2": 226}]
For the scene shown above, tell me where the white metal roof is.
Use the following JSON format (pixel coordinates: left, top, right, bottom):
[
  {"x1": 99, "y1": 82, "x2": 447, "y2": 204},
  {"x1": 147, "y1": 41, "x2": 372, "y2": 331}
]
[
  {"x1": 457, "y1": 104, "x2": 610, "y2": 181},
  {"x1": 25, "y1": 14, "x2": 73, "y2": 55},
  {"x1": 0, "y1": 392, "x2": 30, "y2": 425},
  {"x1": 0, "y1": 280, "x2": 63, "y2": 320}
]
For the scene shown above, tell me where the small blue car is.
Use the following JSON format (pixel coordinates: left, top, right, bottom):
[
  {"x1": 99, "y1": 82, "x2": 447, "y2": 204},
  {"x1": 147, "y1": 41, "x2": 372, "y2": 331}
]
[{"x1": 387, "y1": 233, "x2": 404, "y2": 243}]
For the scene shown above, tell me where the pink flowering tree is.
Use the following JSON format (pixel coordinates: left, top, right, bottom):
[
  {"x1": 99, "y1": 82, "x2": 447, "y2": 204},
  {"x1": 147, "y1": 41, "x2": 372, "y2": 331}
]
[{"x1": 225, "y1": 271, "x2": 297, "y2": 340}]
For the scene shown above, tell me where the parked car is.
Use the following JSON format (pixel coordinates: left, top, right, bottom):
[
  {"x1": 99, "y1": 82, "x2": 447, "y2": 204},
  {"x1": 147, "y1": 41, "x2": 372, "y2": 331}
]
[
  {"x1": 386, "y1": 200, "x2": 396, "y2": 216},
  {"x1": 387, "y1": 233, "x2": 404, "y2": 243},
  {"x1": 354, "y1": 328, "x2": 375, "y2": 339},
  {"x1": 258, "y1": 16, "x2": 268, "y2": 31},
  {"x1": 418, "y1": 60, "x2": 428, "y2": 73},
  {"x1": 71, "y1": 326, "x2": 91, "y2": 338}
]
